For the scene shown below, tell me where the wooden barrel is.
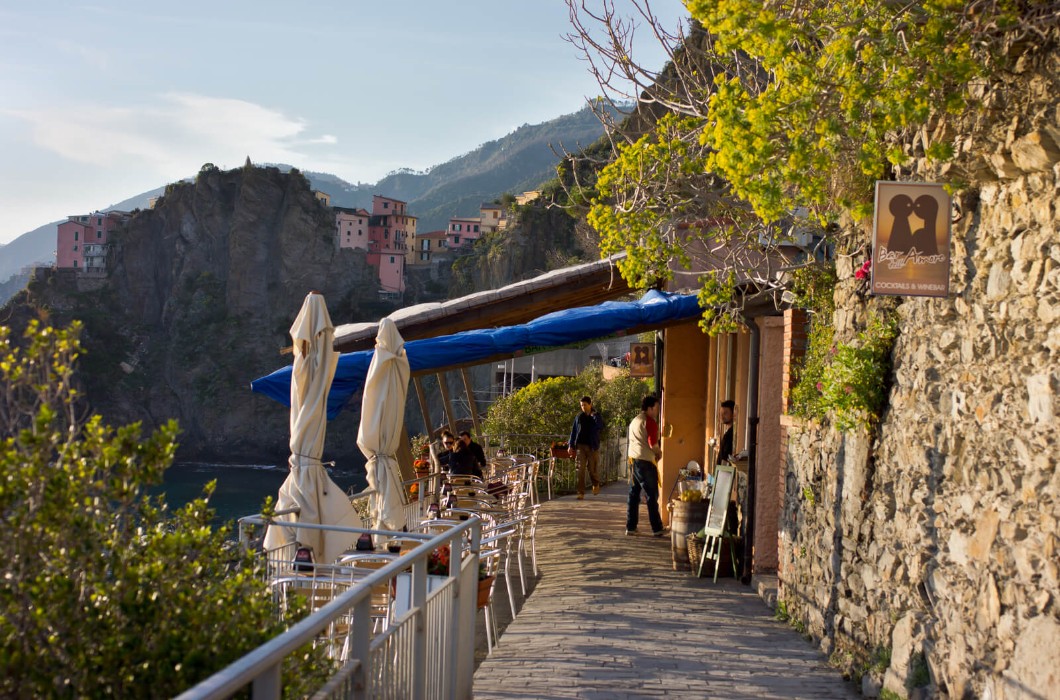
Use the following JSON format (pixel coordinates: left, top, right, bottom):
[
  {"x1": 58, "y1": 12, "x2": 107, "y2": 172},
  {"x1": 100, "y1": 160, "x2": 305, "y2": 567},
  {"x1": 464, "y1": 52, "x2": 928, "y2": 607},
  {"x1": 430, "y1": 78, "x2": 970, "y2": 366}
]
[{"x1": 669, "y1": 499, "x2": 709, "y2": 570}]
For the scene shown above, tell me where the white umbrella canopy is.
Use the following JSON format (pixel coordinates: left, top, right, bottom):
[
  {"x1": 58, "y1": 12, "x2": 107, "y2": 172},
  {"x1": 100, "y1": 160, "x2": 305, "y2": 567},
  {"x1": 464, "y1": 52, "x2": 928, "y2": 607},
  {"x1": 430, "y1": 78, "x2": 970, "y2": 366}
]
[
  {"x1": 263, "y1": 292, "x2": 361, "y2": 565},
  {"x1": 357, "y1": 317, "x2": 410, "y2": 531}
]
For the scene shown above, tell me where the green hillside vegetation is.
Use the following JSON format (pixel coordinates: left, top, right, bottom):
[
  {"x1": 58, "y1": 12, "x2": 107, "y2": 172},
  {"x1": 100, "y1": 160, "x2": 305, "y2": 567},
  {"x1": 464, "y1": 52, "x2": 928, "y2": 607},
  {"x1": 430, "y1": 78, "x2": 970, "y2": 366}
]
[{"x1": 306, "y1": 105, "x2": 615, "y2": 232}]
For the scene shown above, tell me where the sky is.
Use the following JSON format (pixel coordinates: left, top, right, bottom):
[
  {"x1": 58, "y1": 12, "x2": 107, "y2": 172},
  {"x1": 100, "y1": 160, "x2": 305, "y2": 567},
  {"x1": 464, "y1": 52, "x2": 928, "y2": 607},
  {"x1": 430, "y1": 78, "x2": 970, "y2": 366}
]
[{"x1": 0, "y1": 0, "x2": 687, "y2": 245}]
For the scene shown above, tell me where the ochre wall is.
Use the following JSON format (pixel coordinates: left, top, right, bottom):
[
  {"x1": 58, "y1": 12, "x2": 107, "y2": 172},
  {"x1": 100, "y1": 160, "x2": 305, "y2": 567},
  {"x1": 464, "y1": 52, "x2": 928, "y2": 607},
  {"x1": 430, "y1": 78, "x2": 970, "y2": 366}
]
[{"x1": 659, "y1": 320, "x2": 709, "y2": 525}]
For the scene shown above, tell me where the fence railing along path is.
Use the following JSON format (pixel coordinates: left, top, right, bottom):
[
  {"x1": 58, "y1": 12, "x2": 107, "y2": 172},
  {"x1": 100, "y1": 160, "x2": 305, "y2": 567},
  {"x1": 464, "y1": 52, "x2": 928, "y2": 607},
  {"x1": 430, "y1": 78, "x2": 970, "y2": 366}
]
[{"x1": 472, "y1": 483, "x2": 861, "y2": 699}]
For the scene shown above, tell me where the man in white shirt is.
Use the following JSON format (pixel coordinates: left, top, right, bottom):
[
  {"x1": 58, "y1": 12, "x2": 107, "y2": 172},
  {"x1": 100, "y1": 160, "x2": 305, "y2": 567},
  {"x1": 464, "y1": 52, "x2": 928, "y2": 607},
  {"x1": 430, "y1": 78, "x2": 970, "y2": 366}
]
[{"x1": 626, "y1": 395, "x2": 666, "y2": 537}]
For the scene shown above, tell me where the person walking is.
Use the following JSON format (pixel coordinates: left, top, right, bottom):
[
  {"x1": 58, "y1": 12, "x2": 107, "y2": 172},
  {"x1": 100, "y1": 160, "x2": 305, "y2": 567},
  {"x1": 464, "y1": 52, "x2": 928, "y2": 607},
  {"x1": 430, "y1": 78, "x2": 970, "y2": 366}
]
[
  {"x1": 626, "y1": 395, "x2": 666, "y2": 537},
  {"x1": 567, "y1": 395, "x2": 602, "y2": 500}
]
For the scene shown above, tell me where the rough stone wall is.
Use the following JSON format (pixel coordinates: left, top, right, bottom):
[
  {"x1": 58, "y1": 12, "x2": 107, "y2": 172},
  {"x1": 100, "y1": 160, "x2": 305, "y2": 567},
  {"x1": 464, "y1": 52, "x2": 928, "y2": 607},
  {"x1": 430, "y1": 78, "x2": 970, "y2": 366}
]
[{"x1": 779, "y1": 40, "x2": 1059, "y2": 700}]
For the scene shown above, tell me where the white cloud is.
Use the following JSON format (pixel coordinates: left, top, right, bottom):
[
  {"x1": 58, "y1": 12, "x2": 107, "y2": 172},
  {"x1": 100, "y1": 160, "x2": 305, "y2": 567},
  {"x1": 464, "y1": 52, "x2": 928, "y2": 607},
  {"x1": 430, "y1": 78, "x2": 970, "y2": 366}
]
[{"x1": 7, "y1": 93, "x2": 343, "y2": 178}]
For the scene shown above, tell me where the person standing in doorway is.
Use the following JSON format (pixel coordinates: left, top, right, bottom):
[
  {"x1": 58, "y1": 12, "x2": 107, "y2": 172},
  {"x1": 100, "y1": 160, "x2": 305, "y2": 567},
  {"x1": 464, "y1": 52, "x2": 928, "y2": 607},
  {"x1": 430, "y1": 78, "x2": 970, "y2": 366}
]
[
  {"x1": 567, "y1": 396, "x2": 602, "y2": 500},
  {"x1": 717, "y1": 399, "x2": 736, "y2": 464},
  {"x1": 626, "y1": 395, "x2": 665, "y2": 536}
]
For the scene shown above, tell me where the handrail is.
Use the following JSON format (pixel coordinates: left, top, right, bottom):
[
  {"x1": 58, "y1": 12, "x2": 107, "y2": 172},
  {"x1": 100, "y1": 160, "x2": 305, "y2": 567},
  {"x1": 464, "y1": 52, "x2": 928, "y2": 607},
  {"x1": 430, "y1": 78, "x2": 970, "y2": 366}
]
[{"x1": 180, "y1": 516, "x2": 482, "y2": 700}]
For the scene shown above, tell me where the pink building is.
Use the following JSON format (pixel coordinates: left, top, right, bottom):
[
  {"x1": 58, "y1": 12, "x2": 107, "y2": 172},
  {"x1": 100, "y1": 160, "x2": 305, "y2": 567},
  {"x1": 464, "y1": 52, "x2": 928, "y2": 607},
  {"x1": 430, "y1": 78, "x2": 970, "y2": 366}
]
[
  {"x1": 55, "y1": 211, "x2": 126, "y2": 272},
  {"x1": 335, "y1": 207, "x2": 371, "y2": 250},
  {"x1": 446, "y1": 216, "x2": 482, "y2": 250},
  {"x1": 366, "y1": 195, "x2": 415, "y2": 294}
]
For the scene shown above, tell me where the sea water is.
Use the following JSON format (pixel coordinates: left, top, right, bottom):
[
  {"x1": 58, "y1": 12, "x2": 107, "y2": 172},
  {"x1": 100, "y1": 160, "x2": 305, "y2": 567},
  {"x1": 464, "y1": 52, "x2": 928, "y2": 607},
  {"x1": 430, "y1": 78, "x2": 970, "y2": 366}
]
[{"x1": 156, "y1": 461, "x2": 369, "y2": 526}]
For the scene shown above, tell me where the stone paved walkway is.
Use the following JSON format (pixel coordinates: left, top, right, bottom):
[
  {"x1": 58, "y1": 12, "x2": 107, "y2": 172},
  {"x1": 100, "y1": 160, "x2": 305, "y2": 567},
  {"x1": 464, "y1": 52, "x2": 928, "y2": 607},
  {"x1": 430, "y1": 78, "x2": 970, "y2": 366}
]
[{"x1": 472, "y1": 484, "x2": 860, "y2": 699}]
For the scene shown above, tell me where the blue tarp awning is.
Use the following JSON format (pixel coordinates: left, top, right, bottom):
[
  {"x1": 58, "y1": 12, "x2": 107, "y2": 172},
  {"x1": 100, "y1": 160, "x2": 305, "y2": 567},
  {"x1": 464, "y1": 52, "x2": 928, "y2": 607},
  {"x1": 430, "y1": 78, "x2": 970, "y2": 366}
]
[{"x1": 251, "y1": 289, "x2": 703, "y2": 419}]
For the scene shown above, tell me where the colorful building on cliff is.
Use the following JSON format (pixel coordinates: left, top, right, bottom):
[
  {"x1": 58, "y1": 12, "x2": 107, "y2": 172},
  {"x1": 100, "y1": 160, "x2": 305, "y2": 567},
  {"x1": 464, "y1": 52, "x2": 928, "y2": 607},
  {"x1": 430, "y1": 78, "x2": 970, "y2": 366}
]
[
  {"x1": 366, "y1": 195, "x2": 414, "y2": 295},
  {"x1": 407, "y1": 230, "x2": 449, "y2": 266},
  {"x1": 55, "y1": 211, "x2": 128, "y2": 273},
  {"x1": 335, "y1": 206, "x2": 371, "y2": 251}
]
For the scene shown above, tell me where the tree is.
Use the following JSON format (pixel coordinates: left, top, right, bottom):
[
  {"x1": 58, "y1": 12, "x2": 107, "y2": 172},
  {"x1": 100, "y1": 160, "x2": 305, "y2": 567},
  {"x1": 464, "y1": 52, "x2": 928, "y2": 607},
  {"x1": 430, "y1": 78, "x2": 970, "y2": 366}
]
[
  {"x1": 563, "y1": 0, "x2": 1048, "y2": 332},
  {"x1": 483, "y1": 363, "x2": 652, "y2": 441},
  {"x1": 0, "y1": 320, "x2": 328, "y2": 696}
]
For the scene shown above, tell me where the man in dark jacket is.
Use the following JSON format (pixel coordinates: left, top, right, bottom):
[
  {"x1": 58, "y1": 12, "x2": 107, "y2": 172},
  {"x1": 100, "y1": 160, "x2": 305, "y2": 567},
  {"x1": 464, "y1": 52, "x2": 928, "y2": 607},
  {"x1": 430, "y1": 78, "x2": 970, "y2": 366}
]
[
  {"x1": 459, "y1": 431, "x2": 488, "y2": 473},
  {"x1": 568, "y1": 396, "x2": 603, "y2": 500}
]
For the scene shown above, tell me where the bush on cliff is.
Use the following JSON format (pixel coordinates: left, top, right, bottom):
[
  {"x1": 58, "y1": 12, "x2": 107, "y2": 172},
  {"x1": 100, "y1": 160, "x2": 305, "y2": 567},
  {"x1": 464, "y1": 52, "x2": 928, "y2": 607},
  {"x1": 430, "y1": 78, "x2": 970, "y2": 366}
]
[{"x1": 0, "y1": 320, "x2": 330, "y2": 696}]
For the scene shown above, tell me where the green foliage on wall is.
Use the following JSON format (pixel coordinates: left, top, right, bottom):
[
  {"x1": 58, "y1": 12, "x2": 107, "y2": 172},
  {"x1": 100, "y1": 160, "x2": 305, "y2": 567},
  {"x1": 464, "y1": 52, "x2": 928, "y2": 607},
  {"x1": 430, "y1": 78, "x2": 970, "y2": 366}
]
[
  {"x1": 0, "y1": 321, "x2": 331, "y2": 696},
  {"x1": 789, "y1": 313, "x2": 899, "y2": 431}
]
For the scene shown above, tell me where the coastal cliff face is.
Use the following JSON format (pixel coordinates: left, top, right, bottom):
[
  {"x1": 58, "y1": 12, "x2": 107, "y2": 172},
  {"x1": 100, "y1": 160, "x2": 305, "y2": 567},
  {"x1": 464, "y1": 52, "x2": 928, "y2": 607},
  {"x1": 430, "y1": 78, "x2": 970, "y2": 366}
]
[{"x1": 16, "y1": 165, "x2": 382, "y2": 463}]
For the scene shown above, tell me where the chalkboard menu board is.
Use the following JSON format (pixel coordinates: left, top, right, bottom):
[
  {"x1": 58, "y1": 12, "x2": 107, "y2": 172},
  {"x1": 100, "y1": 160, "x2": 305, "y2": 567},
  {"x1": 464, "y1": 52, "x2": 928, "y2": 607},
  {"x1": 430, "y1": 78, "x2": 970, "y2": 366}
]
[{"x1": 703, "y1": 465, "x2": 735, "y2": 536}]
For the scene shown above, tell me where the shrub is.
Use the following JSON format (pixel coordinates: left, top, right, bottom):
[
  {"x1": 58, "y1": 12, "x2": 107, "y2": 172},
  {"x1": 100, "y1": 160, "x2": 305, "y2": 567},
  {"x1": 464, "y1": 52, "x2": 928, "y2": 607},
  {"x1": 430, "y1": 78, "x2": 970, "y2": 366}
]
[{"x1": 0, "y1": 320, "x2": 330, "y2": 696}]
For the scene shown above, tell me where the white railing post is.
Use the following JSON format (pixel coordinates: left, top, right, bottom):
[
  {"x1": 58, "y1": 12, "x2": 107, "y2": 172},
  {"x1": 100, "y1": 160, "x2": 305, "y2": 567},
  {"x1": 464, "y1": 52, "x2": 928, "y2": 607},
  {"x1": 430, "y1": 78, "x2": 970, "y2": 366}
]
[
  {"x1": 251, "y1": 663, "x2": 280, "y2": 699},
  {"x1": 453, "y1": 525, "x2": 480, "y2": 699},
  {"x1": 349, "y1": 597, "x2": 372, "y2": 700},
  {"x1": 411, "y1": 559, "x2": 427, "y2": 700}
]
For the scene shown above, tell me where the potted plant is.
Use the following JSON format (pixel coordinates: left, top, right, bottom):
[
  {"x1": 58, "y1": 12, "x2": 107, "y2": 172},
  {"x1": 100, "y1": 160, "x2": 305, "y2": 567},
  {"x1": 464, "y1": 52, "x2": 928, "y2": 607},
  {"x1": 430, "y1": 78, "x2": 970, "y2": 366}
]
[
  {"x1": 428, "y1": 546, "x2": 494, "y2": 608},
  {"x1": 550, "y1": 440, "x2": 569, "y2": 458}
]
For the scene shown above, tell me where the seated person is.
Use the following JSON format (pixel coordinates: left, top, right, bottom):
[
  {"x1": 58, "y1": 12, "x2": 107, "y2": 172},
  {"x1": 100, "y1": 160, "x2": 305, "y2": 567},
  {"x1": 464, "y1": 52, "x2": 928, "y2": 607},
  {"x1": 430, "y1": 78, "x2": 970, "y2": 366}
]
[{"x1": 448, "y1": 440, "x2": 483, "y2": 480}]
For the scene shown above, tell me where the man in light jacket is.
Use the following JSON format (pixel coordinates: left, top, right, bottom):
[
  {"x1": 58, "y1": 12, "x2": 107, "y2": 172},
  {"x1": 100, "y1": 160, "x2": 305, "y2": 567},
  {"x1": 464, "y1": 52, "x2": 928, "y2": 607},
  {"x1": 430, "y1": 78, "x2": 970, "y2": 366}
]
[{"x1": 626, "y1": 395, "x2": 665, "y2": 537}]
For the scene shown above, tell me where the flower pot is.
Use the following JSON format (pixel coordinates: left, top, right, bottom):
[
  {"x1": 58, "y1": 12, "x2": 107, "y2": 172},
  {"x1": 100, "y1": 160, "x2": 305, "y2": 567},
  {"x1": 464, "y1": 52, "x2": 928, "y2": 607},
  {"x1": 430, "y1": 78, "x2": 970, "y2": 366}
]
[
  {"x1": 550, "y1": 445, "x2": 569, "y2": 459},
  {"x1": 477, "y1": 576, "x2": 495, "y2": 609}
]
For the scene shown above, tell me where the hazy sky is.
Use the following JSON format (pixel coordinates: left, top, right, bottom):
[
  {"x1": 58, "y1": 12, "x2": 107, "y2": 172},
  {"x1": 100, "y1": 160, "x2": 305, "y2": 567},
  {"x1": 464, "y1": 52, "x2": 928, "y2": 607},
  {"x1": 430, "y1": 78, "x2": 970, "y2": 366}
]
[{"x1": 0, "y1": 0, "x2": 687, "y2": 244}]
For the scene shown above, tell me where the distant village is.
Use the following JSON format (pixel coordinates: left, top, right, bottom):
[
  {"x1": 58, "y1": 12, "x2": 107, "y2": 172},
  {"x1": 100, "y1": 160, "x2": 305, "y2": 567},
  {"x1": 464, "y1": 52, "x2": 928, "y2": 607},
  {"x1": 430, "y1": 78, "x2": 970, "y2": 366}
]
[{"x1": 53, "y1": 189, "x2": 541, "y2": 296}]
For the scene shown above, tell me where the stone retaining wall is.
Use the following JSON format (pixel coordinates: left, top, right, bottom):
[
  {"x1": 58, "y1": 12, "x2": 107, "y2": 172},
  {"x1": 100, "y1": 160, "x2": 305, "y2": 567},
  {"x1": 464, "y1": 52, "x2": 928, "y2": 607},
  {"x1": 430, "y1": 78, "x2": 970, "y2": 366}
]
[{"x1": 779, "y1": 51, "x2": 1059, "y2": 699}]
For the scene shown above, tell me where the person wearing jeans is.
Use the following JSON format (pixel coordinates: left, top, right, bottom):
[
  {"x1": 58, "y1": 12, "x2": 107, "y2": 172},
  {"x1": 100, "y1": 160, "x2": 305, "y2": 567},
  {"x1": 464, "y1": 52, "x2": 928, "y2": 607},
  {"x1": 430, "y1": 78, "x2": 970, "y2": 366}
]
[
  {"x1": 567, "y1": 395, "x2": 602, "y2": 500},
  {"x1": 626, "y1": 395, "x2": 665, "y2": 536}
]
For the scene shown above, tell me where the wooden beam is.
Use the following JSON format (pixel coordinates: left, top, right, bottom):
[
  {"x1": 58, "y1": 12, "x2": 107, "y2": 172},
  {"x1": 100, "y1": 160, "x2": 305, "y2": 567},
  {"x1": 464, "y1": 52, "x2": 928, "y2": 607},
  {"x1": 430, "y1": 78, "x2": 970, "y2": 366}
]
[
  {"x1": 460, "y1": 368, "x2": 481, "y2": 436},
  {"x1": 436, "y1": 371, "x2": 457, "y2": 436},
  {"x1": 335, "y1": 272, "x2": 633, "y2": 353},
  {"x1": 413, "y1": 376, "x2": 433, "y2": 437}
]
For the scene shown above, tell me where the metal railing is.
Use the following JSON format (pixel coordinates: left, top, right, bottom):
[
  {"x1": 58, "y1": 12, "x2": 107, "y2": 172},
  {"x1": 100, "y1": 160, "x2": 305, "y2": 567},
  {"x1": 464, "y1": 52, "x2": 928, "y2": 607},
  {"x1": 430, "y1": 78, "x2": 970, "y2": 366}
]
[
  {"x1": 176, "y1": 516, "x2": 481, "y2": 700},
  {"x1": 479, "y1": 433, "x2": 628, "y2": 495}
]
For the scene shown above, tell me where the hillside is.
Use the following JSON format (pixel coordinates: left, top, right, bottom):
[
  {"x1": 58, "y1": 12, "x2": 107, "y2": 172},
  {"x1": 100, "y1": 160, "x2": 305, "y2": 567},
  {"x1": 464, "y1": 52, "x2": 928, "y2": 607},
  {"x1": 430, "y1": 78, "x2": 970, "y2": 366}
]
[
  {"x1": 1, "y1": 106, "x2": 607, "y2": 304},
  {"x1": 304, "y1": 105, "x2": 611, "y2": 231},
  {"x1": 5, "y1": 165, "x2": 384, "y2": 463}
]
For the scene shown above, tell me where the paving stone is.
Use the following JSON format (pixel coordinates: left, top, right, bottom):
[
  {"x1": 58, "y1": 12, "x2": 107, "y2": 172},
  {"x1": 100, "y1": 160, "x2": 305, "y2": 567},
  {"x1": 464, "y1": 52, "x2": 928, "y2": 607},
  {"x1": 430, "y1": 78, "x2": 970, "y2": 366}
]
[{"x1": 473, "y1": 485, "x2": 859, "y2": 698}]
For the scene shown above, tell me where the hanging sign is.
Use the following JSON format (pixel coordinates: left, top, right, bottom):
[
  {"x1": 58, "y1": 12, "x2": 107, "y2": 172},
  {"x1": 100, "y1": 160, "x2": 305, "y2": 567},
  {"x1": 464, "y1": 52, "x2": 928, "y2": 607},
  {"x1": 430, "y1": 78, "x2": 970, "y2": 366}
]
[
  {"x1": 871, "y1": 181, "x2": 951, "y2": 297},
  {"x1": 629, "y1": 342, "x2": 654, "y2": 377}
]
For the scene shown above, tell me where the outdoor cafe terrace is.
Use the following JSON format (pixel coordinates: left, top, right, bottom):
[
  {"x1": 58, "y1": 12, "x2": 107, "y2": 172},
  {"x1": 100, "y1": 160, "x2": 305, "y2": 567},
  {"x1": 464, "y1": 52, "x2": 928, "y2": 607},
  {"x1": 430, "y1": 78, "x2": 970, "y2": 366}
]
[{"x1": 176, "y1": 445, "x2": 858, "y2": 699}]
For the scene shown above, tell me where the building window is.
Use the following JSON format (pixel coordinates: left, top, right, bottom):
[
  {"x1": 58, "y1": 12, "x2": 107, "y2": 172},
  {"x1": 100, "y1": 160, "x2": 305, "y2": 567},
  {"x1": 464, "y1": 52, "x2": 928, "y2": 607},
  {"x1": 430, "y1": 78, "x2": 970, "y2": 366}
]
[
  {"x1": 383, "y1": 202, "x2": 389, "y2": 209},
  {"x1": 97, "y1": 231, "x2": 102, "y2": 239},
  {"x1": 74, "y1": 231, "x2": 79, "y2": 241},
  {"x1": 358, "y1": 230, "x2": 363, "y2": 236},
  {"x1": 73, "y1": 245, "x2": 78, "y2": 251},
  {"x1": 389, "y1": 256, "x2": 395, "y2": 263},
  {"x1": 474, "y1": 225, "x2": 479, "y2": 232},
  {"x1": 97, "y1": 217, "x2": 102, "y2": 225},
  {"x1": 73, "y1": 260, "x2": 78, "y2": 268},
  {"x1": 453, "y1": 236, "x2": 460, "y2": 245}
]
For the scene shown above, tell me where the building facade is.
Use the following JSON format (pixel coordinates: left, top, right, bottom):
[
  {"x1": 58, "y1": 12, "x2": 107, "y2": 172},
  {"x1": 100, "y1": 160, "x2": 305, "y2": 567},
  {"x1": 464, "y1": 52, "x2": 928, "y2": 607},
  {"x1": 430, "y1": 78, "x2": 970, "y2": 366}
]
[
  {"x1": 335, "y1": 207, "x2": 371, "y2": 251},
  {"x1": 446, "y1": 216, "x2": 482, "y2": 250},
  {"x1": 366, "y1": 195, "x2": 414, "y2": 294},
  {"x1": 407, "y1": 230, "x2": 450, "y2": 266},
  {"x1": 55, "y1": 211, "x2": 127, "y2": 272}
]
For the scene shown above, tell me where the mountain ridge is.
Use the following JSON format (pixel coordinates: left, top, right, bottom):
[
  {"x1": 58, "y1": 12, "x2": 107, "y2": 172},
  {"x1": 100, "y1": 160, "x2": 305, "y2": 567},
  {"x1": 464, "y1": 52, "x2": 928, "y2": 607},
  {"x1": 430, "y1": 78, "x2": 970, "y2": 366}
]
[{"x1": 1, "y1": 105, "x2": 607, "y2": 302}]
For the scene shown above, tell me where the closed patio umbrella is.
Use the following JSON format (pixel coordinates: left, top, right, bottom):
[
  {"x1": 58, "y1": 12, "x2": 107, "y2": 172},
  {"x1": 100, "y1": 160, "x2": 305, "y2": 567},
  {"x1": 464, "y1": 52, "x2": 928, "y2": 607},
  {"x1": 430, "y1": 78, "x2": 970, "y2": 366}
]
[
  {"x1": 263, "y1": 292, "x2": 361, "y2": 565},
  {"x1": 357, "y1": 317, "x2": 410, "y2": 531}
]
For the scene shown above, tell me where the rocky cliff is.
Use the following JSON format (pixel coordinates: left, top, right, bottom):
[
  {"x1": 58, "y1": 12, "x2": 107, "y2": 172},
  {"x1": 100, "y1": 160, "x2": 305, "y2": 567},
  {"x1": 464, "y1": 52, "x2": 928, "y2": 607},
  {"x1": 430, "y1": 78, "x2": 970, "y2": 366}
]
[{"x1": 11, "y1": 165, "x2": 384, "y2": 463}]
